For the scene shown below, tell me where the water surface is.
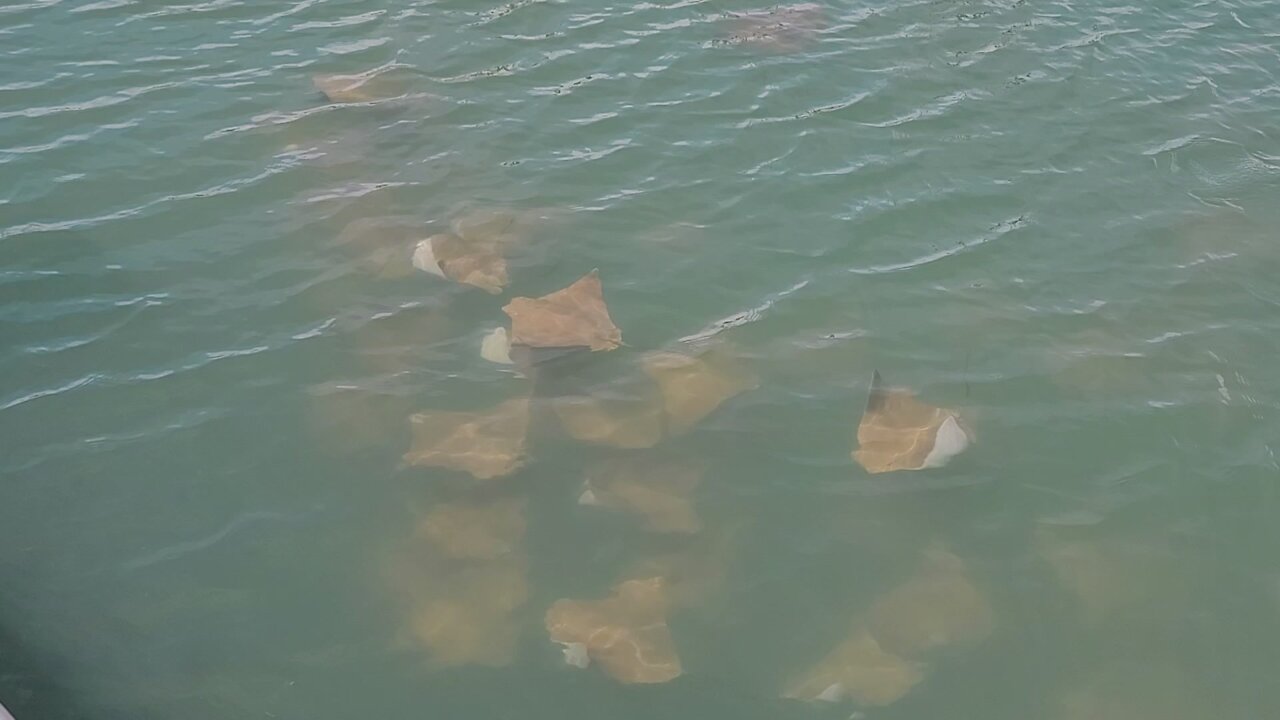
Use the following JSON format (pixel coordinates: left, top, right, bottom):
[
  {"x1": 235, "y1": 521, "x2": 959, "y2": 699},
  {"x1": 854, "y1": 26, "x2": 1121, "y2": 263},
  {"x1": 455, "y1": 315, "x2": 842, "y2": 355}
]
[{"x1": 2, "y1": 0, "x2": 1280, "y2": 717}]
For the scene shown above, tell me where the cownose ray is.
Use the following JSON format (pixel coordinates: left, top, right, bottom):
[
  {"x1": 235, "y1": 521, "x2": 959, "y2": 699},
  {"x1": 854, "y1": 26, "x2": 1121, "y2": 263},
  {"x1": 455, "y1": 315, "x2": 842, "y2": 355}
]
[
  {"x1": 641, "y1": 346, "x2": 758, "y2": 434},
  {"x1": 553, "y1": 389, "x2": 666, "y2": 449},
  {"x1": 852, "y1": 371, "x2": 970, "y2": 474},
  {"x1": 383, "y1": 540, "x2": 529, "y2": 670},
  {"x1": 865, "y1": 544, "x2": 994, "y2": 659},
  {"x1": 545, "y1": 576, "x2": 682, "y2": 684},
  {"x1": 578, "y1": 457, "x2": 702, "y2": 534},
  {"x1": 414, "y1": 206, "x2": 557, "y2": 294},
  {"x1": 784, "y1": 627, "x2": 924, "y2": 706},
  {"x1": 502, "y1": 270, "x2": 622, "y2": 352},
  {"x1": 416, "y1": 497, "x2": 527, "y2": 561},
  {"x1": 403, "y1": 398, "x2": 530, "y2": 480},
  {"x1": 413, "y1": 232, "x2": 509, "y2": 294}
]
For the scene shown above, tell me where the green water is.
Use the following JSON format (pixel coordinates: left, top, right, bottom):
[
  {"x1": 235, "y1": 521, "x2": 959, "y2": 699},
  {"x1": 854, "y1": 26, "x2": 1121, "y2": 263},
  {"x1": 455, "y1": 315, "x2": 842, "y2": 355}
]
[{"x1": 3, "y1": 0, "x2": 1280, "y2": 716}]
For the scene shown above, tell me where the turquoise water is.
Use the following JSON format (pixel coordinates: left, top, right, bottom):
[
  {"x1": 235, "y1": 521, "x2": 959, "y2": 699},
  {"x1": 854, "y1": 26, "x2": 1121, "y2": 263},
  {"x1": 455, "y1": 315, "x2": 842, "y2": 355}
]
[{"x1": 3, "y1": 0, "x2": 1280, "y2": 716}]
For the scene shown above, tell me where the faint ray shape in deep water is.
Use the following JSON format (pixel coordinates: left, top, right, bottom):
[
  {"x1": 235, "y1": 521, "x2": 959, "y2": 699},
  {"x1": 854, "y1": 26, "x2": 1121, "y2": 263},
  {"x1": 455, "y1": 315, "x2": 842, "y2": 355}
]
[
  {"x1": 416, "y1": 497, "x2": 527, "y2": 562},
  {"x1": 784, "y1": 627, "x2": 922, "y2": 706},
  {"x1": 387, "y1": 540, "x2": 529, "y2": 669},
  {"x1": 403, "y1": 398, "x2": 531, "y2": 481},
  {"x1": 864, "y1": 545, "x2": 994, "y2": 659},
  {"x1": 579, "y1": 456, "x2": 702, "y2": 535},
  {"x1": 554, "y1": 388, "x2": 665, "y2": 449}
]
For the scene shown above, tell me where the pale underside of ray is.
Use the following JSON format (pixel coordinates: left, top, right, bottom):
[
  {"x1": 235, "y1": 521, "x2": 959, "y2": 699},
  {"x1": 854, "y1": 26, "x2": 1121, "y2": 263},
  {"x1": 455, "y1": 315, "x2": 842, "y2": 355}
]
[
  {"x1": 866, "y1": 545, "x2": 994, "y2": 659},
  {"x1": 481, "y1": 327, "x2": 514, "y2": 365},
  {"x1": 554, "y1": 393, "x2": 665, "y2": 449},
  {"x1": 503, "y1": 270, "x2": 622, "y2": 352},
  {"x1": 404, "y1": 398, "x2": 529, "y2": 480},
  {"x1": 580, "y1": 459, "x2": 701, "y2": 534},
  {"x1": 545, "y1": 577, "x2": 682, "y2": 684},
  {"x1": 642, "y1": 347, "x2": 757, "y2": 434},
  {"x1": 416, "y1": 497, "x2": 526, "y2": 561},
  {"x1": 784, "y1": 627, "x2": 923, "y2": 706},
  {"x1": 1035, "y1": 526, "x2": 1179, "y2": 625},
  {"x1": 853, "y1": 371, "x2": 969, "y2": 474}
]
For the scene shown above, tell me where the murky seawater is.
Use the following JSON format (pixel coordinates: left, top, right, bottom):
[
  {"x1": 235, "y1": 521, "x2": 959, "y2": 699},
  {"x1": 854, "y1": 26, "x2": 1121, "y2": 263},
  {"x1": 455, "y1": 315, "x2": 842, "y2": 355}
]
[{"x1": 3, "y1": 0, "x2": 1280, "y2": 717}]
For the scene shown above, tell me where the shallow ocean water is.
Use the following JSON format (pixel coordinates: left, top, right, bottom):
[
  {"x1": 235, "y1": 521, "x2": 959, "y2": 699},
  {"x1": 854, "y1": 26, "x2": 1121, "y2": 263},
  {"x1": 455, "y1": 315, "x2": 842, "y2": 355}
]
[{"x1": 2, "y1": 0, "x2": 1280, "y2": 717}]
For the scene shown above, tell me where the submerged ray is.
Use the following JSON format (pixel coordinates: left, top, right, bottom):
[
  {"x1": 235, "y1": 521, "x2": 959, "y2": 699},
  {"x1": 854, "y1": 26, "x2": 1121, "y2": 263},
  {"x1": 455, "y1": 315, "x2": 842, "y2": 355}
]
[
  {"x1": 866, "y1": 545, "x2": 994, "y2": 658},
  {"x1": 404, "y1": 398, "x2": 530, "y2": 480},
  {"x1": 503, "y1": 271, "x2": 622, "y2": 352},
  {"x1": 580, "y1": 458, "x2": 701, "y2": 534},
  {"x1": 403, "y1": 557, "x2": 529, "y2": 669},
  {"x1": 414, "y1": 233, "x2": 509, "y2": 294},
  {"x1": 416, "y1": 497, "x2": 526, "y2": 561},
  {"x1": 545, "y1": 577, "x2": 682, "y2": 684},
  {"x1": 336, "y1": 216, "x2": 422, "y2": 279},
  {"x1": 853, "y1": 371, "x2": 970, "y2": 473},
  {"x1": 627, "y1": 521, "x2": 742, "y2": 609},
  {"x1": 642, "y1": 346, "x2": 757, "y2": 434},
  {"x1": 785, "y1": 628, "x2": 924, "y2": 706},
  {"x1": 554, "y1": 392, "x2": 665, "y2": 449}
]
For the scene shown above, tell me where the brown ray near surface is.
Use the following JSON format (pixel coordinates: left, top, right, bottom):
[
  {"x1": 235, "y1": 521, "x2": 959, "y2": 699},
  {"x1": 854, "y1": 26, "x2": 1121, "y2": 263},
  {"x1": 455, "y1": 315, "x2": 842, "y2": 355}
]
[
  {"x1": 784, "y1": 627, "x2": 924, "y2": 706},
  {"x1": 503, "y1": 271, "x2": 622, "y2": 352},
  {"x1": 853, "y1": 371, "x2": 969, "y2": 473},
  {"x1": 866, "y1": 545, "x2": 994, "y2": 659},
  {"x1": 554, "y1": 393, "x2": 665, "y2": 449},
  {"x1": 642, "y1": 346, "x2": 757, "y2": 434},
  {"x1": 545, "y1": 577, "x2": 682, "y2": 684}
]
